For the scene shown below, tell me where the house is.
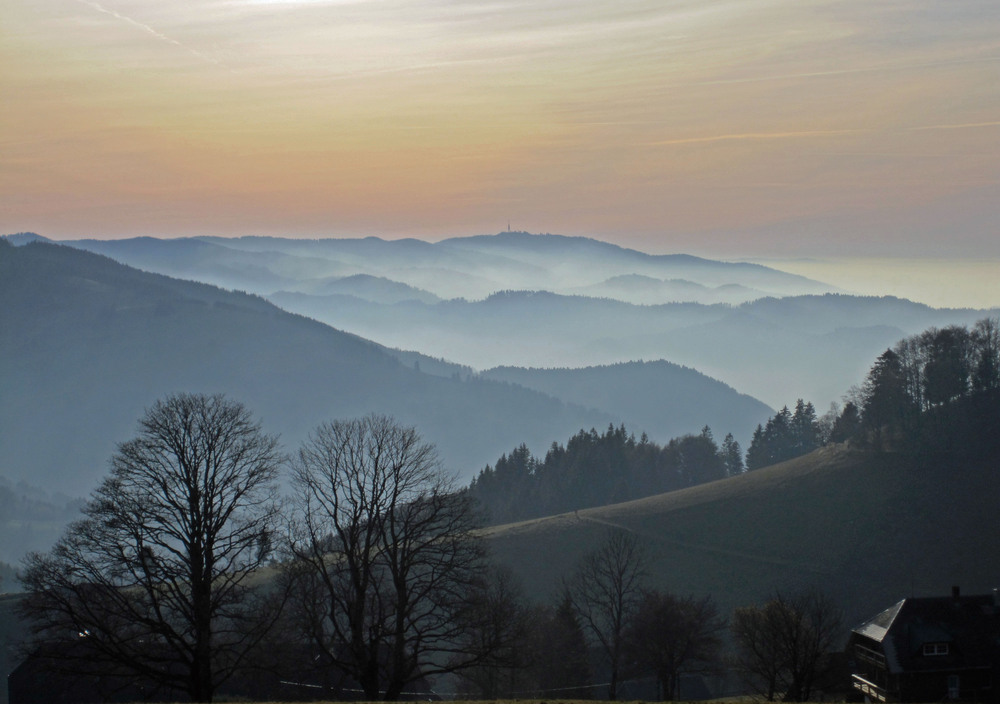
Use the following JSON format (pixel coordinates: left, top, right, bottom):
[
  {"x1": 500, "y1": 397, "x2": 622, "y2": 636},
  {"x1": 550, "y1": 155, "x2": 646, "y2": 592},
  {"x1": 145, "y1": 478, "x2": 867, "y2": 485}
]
[{"x1": 848, "y1": 587, "x2": 1000, "y2": 703}]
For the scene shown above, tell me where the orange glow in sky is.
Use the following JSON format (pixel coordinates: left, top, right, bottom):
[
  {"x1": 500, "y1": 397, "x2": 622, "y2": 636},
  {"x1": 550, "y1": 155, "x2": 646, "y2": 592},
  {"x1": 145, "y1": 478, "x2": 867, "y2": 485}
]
[{"x1": 2, "y1": 0, "x2": 999, "y2": 256}]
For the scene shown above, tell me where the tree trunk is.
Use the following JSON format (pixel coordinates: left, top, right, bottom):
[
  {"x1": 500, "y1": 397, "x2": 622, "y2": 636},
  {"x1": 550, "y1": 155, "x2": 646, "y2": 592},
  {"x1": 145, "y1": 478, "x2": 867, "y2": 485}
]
[
  {"x1": 191, "y1": 541, "x2": 214, "y2": 702},
  {"x1": 359, "y1": 655, "x2": 381, "y2": 701}
]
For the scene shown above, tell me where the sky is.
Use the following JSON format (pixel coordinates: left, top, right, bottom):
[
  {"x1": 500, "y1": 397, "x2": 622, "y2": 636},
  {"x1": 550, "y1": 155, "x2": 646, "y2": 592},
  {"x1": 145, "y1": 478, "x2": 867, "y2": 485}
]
[{"x1": 2, "y1": 0, "x2": 1000, "y2": 259}]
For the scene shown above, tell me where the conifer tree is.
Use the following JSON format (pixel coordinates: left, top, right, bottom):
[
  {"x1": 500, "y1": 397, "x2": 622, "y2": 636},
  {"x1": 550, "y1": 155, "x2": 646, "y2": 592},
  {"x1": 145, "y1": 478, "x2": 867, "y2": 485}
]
[
  {"x1": 745, "y1": 424, "x2": 767, "y2": 471},
  {"x1": 860, "y1": 349, "x2": 911, "y2": 449},
  {"x1": 720, "y1": 433, "x2": 744, "y2": 476}
]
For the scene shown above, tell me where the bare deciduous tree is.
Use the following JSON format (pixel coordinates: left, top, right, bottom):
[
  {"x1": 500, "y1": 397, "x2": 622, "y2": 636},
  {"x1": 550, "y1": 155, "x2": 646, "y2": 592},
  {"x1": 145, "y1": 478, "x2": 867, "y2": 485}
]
[
  {"x1": 625, "y1": 590, "x2": 725, "y2": 701},
  {"x1": 454, "y1": 565, "x2": 534, "y2": 699},
  {"x1": 20, "y1": 393, "x2": 283, "y2": 703},
  {"x1": 972, "y1": 317, "x2": 1000, "y2": 391},
  {"x1": 567, "y1": 528, "x2": 647, "y2": 700},
  {"x1": 287, "y1": 414, "x2": 490, "y2": 700},
  {"x1": 730, "y1": 589, "x2": 843, "y2": 702}
]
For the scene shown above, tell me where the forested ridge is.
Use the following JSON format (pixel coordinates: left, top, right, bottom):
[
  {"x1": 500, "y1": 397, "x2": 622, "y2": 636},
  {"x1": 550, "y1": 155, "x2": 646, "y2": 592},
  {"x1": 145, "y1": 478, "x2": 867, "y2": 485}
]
[
  {"x1": 474, "y1": 316, "x2": 1000, "y2": 526},
  {"x1": 747, "y1": 316, "x2": 1000, "y2": 464},
  {"x1": 469, "y1": 424, "x2": 744, "y2": 524}
]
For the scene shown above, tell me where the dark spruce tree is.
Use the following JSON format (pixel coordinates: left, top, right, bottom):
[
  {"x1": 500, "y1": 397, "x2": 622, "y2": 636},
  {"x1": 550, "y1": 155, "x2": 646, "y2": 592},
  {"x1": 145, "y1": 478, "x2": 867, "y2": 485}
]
[
  {"x1": 531, "y1": 592, "x2": 592, "y2": 698},
  {"x1": 860, "y1": 348, "x2": 914, "y2": 449},
  {"x1": 812, "y1": 317, "x2": 999, "y2": 452},
  {"x1": 746, "y1": 400, "x2": 821, "y2": 470},
  {"x1": 828, "y1": 401, "x2": 861, "y2": 444},
  {"x1": 719, "y1": 432, "x2": 744, "y2": 476}
]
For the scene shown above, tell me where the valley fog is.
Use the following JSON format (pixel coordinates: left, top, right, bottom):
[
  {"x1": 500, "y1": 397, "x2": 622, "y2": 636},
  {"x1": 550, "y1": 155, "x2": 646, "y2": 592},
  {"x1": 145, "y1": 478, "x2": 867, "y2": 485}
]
[{"x1": 753, "y1": 256, "x2": 1000, "y2": 310}]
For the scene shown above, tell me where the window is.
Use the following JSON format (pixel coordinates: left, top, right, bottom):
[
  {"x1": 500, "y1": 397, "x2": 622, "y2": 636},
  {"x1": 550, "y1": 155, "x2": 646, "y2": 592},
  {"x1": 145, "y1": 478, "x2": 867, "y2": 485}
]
[{"x1": 923, "y1": 642, "x2": 950, "y2": 656}]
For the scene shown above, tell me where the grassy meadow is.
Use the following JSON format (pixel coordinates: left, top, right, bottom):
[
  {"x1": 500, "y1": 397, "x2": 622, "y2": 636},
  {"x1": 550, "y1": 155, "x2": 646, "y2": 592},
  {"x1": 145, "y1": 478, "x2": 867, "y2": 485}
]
[{"x1": 484, "y1": 443, "x2": 1000, "y2": 627}]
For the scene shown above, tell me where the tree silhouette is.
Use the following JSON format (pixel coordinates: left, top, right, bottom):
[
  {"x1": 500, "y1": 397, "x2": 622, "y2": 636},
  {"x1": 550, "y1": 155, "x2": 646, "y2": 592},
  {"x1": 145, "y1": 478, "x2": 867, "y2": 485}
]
[
  {"x1": 287, "y1": 414, "x2": 489, "y2": 700},
  {"x1": 746, "y1": 401, "x2": 819, "y2": 469},
  {"x1": 533, "y1": 591, "x2": 592, "y2": 698},
  {"x1": 720, "y1": 433, "x2": 744, "y2": 476},
  {"x1": 860, "y1": 349, "x2": 913, "y2": 449},
  {"x1": 731, "y1": 590, "x2": 842, "y2": 702},
  {"x1": 972, "y1": 317, "x2": 1000, "y2": 392},
  {"x1": 922, "y1": 326, "x2": 971, "y2": 406},
  {"x1": 20, "y1": 394, "x2": 283, "y2": 703},
  {"x1": 972, "y1": 318, "x2": 1000, "y2": 392},
  {"x1": 828, "y1": 402, "x2": 861, "y2": 444},
  {"x1": 625, "y1": 591, "x2": 724, "y2": 700},
  {"x1": 567, "y1": 529, "x2": 647, "y2": 700}
]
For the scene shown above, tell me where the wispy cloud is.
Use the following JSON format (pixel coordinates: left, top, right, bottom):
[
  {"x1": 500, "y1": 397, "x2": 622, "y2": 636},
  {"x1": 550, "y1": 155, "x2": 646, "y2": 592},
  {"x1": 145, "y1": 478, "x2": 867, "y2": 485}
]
[
  {"x1": 908, "y1": 121, "x2": 1000, "y2": 132},
  {"x1": 4, "y1": 0, "x2": 998, "y2": 253},
  {"x1": 698, "y1": 56, "x2": 1000, "y2": 87},
  {"x1": 650, "y1": 130, "x2": 867, "y2": 146}
]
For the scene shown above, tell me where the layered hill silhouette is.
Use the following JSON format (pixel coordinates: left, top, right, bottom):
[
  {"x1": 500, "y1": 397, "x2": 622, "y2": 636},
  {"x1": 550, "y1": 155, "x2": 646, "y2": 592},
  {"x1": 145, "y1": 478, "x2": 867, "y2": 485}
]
[
  {"x1": 52, "y1": 231, "x2": 833, "y2": 302},
  {"x1": 0, "y1": 241, "x2": 770, "y2": 500},
  {"x1": 480, "y1": 361, "x2": 771, "y2": 446},
  {"x1": 565, "y1": 274, "x2": 766, "y2": 305},
  {"x1": 484, "y1": 434, "x2": 1000, "y2": 628},
  {"x1": 269, "y1": 288, "x2": 994, "y2": 407},
  {"x1": 0, "y1": 241, "x2": 608, "y2": 496},
  {"x1": 24, "y1": 231, "x2": 997, "y2": 406}
]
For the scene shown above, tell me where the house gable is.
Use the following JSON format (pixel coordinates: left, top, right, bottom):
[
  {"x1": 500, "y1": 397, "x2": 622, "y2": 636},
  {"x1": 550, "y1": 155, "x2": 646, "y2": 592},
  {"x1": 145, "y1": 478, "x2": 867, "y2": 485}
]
[{"x1": 849, "y1": 590, "x2": 1000, "y2": 703}]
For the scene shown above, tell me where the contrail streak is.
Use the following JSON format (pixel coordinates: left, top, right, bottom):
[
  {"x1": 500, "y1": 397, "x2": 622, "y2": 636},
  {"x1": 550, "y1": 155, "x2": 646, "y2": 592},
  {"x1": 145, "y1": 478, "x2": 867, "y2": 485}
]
[{"x1": 74, "y1": 0, "x2": 230, "y2": 70}]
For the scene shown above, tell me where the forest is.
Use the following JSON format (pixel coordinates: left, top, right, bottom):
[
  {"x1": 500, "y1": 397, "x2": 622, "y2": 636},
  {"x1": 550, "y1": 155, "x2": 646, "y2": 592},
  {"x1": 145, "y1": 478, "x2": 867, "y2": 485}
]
[
  {"x1": 748, "y1": 316, "x2": 1000, "y2": 462},
  {"x1": 468, "y1": 425, "x2": 743, "y2": 525}
]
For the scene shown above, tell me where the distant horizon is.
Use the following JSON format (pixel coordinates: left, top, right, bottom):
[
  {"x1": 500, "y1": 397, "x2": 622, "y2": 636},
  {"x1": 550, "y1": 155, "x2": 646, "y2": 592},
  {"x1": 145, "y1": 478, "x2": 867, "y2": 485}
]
[
  {"x1": 10, "y1": 228, "x2": 1000, "y2": 310},
  {"x1": 18, "y1": 227, "x2": 1000, "y2": 260},
  {"x1": 10, "y1": 222, "x2": 1000, "y2": 261}
]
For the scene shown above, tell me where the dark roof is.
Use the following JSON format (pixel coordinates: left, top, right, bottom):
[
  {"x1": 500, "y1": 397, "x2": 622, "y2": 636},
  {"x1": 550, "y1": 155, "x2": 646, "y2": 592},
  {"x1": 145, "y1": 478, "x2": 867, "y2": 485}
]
[{"x1": 852, "y1": 593, "x2": 1000, "y2": 675}]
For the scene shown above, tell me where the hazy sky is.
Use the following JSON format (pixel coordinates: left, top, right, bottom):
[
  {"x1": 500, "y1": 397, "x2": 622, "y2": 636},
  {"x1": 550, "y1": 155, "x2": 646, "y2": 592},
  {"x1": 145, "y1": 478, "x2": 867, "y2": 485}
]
[{"x1": 3, "y1": 0, "x2": 999, "y2": 257}]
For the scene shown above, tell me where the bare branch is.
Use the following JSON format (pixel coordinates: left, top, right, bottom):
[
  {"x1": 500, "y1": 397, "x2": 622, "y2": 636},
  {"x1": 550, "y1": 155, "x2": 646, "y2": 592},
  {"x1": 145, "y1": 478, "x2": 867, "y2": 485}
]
[{"x1": 19, "y1": 393, "x2": 284, "y2": 703}]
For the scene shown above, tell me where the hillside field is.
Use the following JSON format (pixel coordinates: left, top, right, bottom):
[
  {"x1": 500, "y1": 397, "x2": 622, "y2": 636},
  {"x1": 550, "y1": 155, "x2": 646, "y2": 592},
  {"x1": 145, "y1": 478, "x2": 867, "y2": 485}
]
[{"x1": 484, "y1": 443, "x2": 1000, "y2": 627}]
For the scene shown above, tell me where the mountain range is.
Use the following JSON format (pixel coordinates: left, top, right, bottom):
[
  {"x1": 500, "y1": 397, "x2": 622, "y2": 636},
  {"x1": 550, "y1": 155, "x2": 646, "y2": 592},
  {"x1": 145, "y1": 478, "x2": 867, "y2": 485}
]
[
  {"x1": 269, "y1": 288, "x2": 998, "y2": 407},
  {"x1": 23, "y1": 231, "x2": 995, "y2": 408},
  {"x1": 45, "y1": 230, "x2": 832, "y2": 303},
  {"x1": 0, "y1": 239, "x2": 771, "y2": 499}
]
